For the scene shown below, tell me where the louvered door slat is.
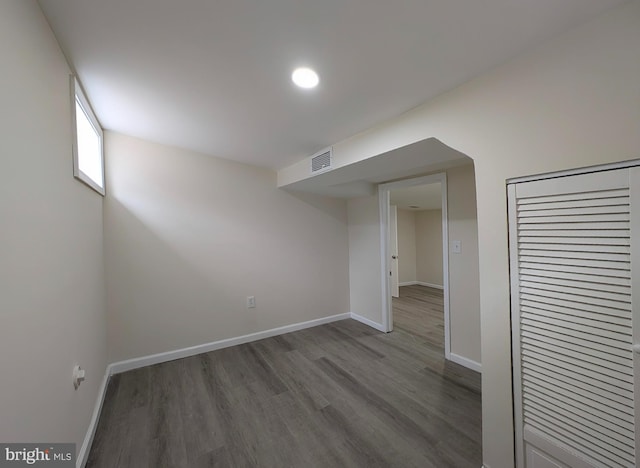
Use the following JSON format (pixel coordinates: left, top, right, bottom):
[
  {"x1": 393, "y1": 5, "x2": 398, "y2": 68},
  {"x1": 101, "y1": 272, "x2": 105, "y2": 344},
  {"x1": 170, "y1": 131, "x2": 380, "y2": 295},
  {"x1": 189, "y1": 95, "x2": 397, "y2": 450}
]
[
  {"x1": 519, "y1": 213, "x2": 630, "y2": 223},
  {"x1": 520, "y1": 249, "x2": 630, "y2": 262},
  {"x1": 519, "y1": 235, "x2": 630, "y2": 245},
  {"x1": 523, "y1": 387, "x2": 633, "y2": 437},
  {"x1": 522, "y1": 360, "x2": 633, "y2": 400},
  {"x1": 521, "y1": 288, "x2": 631, "y2": 314},
  {"x1": 520, "y1": 242, "x2": 630, "y2": 253},
  {"x1": 518, "y1": 188, "x2": 629, "y2": 205},
  {"x1": 519, "y1": 222, "x2": 629, "y2": 231},
  {"x1": 525, "y1": 410, "x2": 634, "y2": 465},
  {"x1": 524, "y1": 388, "x2": 635, "y2": 447},
  {"x1": 522, "y1": 345, "x2": 633, "y2": 384},
  {"x1": 520, "y1": 268, "x2": 631, "y2": 286},
  {"x1": 522, "y1": 336, "x2": 632, "y2": 375},
  {"x1": 522, "y1": 311, "x2": 631, "y2": 341},
  {"x1": 518, "y1": 205, "x2": 629, "y2": 216},
  {"x1": 521, "y1": 280, "x2": 630, "y2": 303},
  {"x1": 522, "y1": 328, "x2": 632, "y2": 361},
  {"x1": 524, "y1": 404, "x2": 634, "y2": 467},
  {"x1": 523, "y1": 369, "x2": 632, "y2": 416},
  {"x1": 519, "y1": 256, "x2": 630, "y2": 271},
  {"x1": 508, "y1": 168, "x2": 637, "y2": 468},
  {"x1": 519, "y1": 229, "x2": 630, "y2": 238},
  {"x1": 522, "y1": 297, "x2": 631, "y2": 327},
  {"x1": 520, "y1": 274, "x2": 631, "y2": 295},
  {"x1": 517, "y1": 196, "x2": 628, "y2": 210},
  {"x1": 523, "y1": 363, "x2": 633, "y2": 407},
  {"x1": 521, "y1": 294, "x2": 631, "y2": 321},
  {"x1": 524, "y1": 379, "x2": 634, "y2": 427},
  {"x1": 520, "y1": 261, "x2": 630, "y2": 278},
  {"x1": 522, "y1": 305, "x2": 630, "y2": 336}
]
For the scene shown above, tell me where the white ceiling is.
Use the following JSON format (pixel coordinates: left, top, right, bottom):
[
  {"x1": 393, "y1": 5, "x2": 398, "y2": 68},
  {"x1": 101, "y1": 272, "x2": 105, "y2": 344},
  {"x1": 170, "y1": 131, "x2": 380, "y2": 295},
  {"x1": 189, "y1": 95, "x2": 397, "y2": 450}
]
[
  {"x1": 38, "y1": 0, "x2": 626, "y2": 169},
  {"x1": 391, "y1": 184, "x2": 442, "y2": 211}
]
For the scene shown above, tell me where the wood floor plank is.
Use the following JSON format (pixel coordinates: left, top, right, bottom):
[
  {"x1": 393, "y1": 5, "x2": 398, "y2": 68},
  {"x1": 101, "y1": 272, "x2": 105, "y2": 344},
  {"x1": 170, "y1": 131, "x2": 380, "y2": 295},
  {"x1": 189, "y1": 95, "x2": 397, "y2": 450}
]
[
  {"x1": 85, "y1": 375, "x2": 123, "y2": 468},
  {"x1": 87, "y1": 285, "x2": 482, "y2": 467},
  {"x1": 250, "y1": 342, "x2": 330, "y2": 412},
  {"x1": 177, "y1": 357, "x2": 225, "y2": 464},
  {"x1": 148, "y1": 361, "x2": 189, "y2": 468}
]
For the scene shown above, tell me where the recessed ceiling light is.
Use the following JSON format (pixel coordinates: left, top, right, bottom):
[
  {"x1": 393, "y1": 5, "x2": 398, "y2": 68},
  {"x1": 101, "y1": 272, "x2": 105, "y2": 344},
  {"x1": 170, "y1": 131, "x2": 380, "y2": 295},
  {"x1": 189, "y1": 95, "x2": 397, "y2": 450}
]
[{"x1": 292, "y1": 67, "x2": 319, "y2": 89}]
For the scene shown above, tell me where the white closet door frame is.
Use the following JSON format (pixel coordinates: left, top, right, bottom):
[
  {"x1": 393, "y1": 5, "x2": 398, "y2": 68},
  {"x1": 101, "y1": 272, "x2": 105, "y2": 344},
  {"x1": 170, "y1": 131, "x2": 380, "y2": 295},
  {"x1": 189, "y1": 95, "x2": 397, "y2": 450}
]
[
  {"x1": 508, "y1": 183, "x2": 526, "y2": 468},
  {"x1": 630, "y1": 167, "x2": 640, "y2": 461},
  {"x1": 509, "y1": 160, "x2": 640, "y2": 468}
]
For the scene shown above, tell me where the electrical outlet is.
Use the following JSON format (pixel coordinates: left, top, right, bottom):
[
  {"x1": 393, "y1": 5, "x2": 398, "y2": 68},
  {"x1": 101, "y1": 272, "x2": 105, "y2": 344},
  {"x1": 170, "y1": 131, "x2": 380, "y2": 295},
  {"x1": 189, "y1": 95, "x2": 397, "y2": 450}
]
[
  {"x1": 247, "y1": 296, "x2": 256, "y2": 308},
  {"x1": 73, "y1": 365, "x2": 85, "y2": 390}
]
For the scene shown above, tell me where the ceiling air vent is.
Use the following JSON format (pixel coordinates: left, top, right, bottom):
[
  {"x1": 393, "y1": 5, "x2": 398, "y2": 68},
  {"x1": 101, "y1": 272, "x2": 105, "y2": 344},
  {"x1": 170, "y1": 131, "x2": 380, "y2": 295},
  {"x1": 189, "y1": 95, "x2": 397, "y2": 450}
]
[{"x1": 310, "y1": 147, "x2": 332, "y2": 173}]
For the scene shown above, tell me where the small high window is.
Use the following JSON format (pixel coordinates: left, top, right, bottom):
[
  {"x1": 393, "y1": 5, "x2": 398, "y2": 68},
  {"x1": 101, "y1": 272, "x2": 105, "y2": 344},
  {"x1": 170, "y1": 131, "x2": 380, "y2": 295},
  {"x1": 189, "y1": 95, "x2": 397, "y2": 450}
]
[{"x1": 71, "y1": 77, "x2": 104, "y2": 195}]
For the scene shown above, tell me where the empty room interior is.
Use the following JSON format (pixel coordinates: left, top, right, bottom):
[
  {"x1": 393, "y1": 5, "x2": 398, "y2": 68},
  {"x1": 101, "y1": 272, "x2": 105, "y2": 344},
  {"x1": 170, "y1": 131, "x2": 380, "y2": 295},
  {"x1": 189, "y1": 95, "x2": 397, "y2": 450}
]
[{"x1": 2, "y1": 1, "x2": 640, "y2": 467}]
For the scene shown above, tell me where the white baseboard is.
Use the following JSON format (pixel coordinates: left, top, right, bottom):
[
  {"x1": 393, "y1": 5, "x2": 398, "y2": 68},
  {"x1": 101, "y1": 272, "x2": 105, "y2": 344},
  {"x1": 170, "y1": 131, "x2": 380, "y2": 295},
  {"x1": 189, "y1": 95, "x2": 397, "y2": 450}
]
[
  {"x1": 109, "y1": 313, "x2": 351, "y2": 375},
  {"x1": 398, "y1": 281, "x2": 418, "y2": 286},
  {"x1": 449, "y1": 352, "x2": 482, "y2": 373},
  {"x1": 350, "y1": 312, "x2": 386, "y2": 332},
  {"x1": 77, "y1": 368, "x2": 110, "y2": 468},
  {"x1": 416, "y1": 281, "x2": 443, "y2": 289},
  {"x1": 398, "y1": 281, "x2": 444, "y2": 290}
]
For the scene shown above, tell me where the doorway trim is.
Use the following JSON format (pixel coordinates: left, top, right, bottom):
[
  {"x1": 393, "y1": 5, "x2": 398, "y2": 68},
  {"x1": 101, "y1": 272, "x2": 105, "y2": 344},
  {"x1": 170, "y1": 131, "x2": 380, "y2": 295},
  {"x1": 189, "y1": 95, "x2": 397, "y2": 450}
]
[{"x1": 378, "y1": 172, "x2": 451, "y2": 359}]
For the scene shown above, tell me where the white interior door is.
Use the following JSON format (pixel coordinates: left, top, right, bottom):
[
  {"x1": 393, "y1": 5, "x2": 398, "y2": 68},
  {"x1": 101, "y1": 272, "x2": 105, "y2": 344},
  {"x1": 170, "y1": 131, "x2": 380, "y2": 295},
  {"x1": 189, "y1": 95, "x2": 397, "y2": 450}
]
[
  {"x1": 390, "y1": 204, "x2": 399, "y2": 298},
  {"x1": 509, "y1": 167, "x2": 640, "y2": 468}
]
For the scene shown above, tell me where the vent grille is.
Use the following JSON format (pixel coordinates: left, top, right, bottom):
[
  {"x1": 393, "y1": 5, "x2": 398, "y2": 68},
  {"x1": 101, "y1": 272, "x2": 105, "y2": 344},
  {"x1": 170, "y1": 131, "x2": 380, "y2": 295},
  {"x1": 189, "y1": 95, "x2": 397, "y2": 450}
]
[
  {"x1": 516, "y1": 186, "x2": 635, "y2": 467},
  {"x1": 311, "y1": 148, "x2": 332, "y2": 173}
]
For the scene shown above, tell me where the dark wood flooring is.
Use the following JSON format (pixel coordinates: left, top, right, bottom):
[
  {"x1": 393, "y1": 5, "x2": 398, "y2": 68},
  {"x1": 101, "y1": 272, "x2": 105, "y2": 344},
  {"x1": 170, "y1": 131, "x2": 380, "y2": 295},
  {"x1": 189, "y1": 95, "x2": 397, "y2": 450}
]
[{"x1": 87, "y1": 286, "x2": 482, "y2": 467}]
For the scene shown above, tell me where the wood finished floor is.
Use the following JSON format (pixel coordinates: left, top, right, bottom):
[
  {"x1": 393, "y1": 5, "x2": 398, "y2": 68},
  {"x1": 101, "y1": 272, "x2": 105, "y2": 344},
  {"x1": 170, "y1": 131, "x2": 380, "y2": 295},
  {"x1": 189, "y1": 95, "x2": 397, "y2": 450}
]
[
  {"x1": 393, "y1": 284, "x2": 445, "y2": 346},
  {"x1": 87, "y1": 285, "x2": 481, "y2": 467}
]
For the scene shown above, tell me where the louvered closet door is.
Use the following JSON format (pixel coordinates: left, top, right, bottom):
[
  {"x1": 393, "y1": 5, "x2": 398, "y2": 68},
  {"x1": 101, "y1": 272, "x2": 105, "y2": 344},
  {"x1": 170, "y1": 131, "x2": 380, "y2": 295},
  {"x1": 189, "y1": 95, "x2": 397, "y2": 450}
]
[{"x1": 509, "y1": 167, "x2": 640, "y2": 468}]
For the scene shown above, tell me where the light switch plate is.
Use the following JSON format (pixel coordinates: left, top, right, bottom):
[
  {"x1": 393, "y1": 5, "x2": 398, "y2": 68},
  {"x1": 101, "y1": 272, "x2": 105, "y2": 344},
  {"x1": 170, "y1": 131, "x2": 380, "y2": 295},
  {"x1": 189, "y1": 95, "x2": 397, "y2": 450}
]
[{"x1": 452, "y1": 240, "x2": 462, "y2": 254}]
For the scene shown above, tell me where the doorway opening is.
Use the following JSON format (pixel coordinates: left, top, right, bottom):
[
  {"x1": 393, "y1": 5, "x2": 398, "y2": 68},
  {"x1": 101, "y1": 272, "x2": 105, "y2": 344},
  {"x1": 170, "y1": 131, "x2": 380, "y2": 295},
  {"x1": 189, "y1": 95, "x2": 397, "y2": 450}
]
[{"x1": 379, "y1": 173, "x2": 451, "y2": 359}]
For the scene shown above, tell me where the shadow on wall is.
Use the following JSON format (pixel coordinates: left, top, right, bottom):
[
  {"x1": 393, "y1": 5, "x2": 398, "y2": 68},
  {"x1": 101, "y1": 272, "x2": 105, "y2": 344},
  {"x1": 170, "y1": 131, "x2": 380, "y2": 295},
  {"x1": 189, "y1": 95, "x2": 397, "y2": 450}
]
[
  {"x1": 105, "y1": 197, "x2": 256, "y2": 363},
  {"x1": 103, "y1": 133, "x2": 351, "y2": 365}
]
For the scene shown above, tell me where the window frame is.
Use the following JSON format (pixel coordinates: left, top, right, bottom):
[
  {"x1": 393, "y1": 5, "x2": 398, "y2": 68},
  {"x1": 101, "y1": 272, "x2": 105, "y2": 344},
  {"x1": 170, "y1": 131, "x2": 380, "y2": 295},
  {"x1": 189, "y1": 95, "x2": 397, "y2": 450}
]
[{"x1": 71, "y1": 76, "x2": 105, "y2": 196}]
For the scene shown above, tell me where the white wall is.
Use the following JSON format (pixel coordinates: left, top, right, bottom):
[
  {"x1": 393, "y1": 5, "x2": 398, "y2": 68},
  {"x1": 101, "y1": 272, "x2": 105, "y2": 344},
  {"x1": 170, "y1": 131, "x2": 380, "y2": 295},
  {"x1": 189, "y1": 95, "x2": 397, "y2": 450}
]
[
  {"x1": 446, "y1": 165, "x2": 481, "y2": 366},
  {"x1": 415, "y1": 210, "x2": 443, "y2": 286},
  {"x1": 396, "y1": 209, "x2": 417, "y2": 284},
  {"x1": 347, "y1": 194, "x2": 383, "y2": 325},
  {"x1": 0, "y1": 0, "x2": 107, "y2": 454},
  {"x1": 289, "y1": 3, "x2": 640, "y2": 466},
  {"x1": 104, "y1": 132, "x2": 350, "y2": 362}
]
